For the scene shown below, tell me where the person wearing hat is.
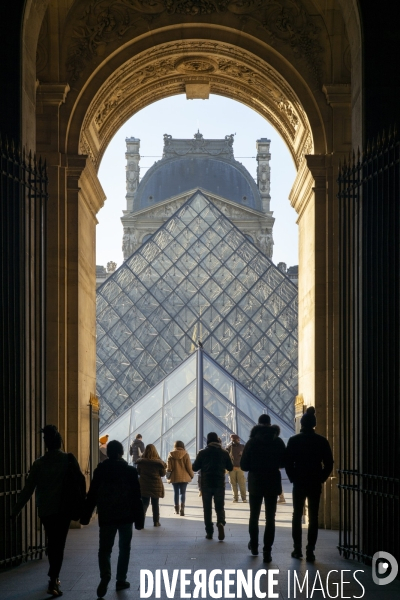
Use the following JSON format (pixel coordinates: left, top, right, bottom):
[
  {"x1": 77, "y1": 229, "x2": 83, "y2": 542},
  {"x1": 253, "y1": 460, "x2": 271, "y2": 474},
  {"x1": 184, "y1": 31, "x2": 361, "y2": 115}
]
[
  {"x1": 10, "y1": 425, "x2": 84, "y2": 597},
  {"x1": 285, "y1": 406, "x2": 334, "y2": 562}
]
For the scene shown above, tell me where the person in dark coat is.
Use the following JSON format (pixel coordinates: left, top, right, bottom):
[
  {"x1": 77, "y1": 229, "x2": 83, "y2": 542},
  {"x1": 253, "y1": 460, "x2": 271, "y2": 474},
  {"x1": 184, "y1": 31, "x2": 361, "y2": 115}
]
[
  {"x1": 10, "y1": 425, "x2": 85, "y2": 598},
  {"x1": 285, "y1": 406, "x2": 334, "y2": 561},
  {"x1": 136, "y1": 444, "x2": 166, "y2": 527},
  {"x1": 129, "y1": 434, "x2": 145, "y2": 464},
  {"x1": 80, "y1": 440, "x2": 144, "y2": 598},
  {"x1": 240, "y1": 416, "x2": 285, "y2": 563},
  {"x1": 192, "y1": 432, "x2": 233, "y2": 541}
]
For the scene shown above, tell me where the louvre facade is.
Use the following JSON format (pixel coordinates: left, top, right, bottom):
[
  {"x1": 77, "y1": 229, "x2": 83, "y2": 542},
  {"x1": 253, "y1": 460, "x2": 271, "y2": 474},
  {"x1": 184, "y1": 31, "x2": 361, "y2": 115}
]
[{"x1": 97, "y1": 191, "x2": 298, "y2": 431}]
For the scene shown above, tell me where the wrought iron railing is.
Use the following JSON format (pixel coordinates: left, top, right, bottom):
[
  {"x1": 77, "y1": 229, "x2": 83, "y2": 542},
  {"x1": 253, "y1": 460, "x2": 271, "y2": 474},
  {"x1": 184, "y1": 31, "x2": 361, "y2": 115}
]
[
  {"x1": 0, "y1": 137, "x2": 47, "y2": 567},
  {"x1": 338, "y1": 129, "x2": 400, "y2": 564}
]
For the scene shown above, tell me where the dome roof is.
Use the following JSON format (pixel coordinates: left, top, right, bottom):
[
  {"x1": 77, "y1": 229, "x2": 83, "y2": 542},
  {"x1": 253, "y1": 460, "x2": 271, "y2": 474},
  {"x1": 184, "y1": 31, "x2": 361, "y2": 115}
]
[{"x1": 133, "y1": 154, "x2": 262, "y2": 212}]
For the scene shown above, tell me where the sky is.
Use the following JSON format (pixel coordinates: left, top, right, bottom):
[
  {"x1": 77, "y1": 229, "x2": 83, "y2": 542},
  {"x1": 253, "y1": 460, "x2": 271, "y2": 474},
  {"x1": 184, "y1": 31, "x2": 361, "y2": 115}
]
[{"x1": 97, "y1": 95, "x2": 298, "y2": 269}]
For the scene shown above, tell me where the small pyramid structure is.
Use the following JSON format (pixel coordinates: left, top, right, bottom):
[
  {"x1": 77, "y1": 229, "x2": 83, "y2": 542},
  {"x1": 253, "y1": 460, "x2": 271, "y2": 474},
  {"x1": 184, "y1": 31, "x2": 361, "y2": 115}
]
[
  {"x1": 100, "y1": 348, "x2": 295, "y2": 458},
  {"x1": 97, "y1": 191, "x2": 298, "y2": 428}
]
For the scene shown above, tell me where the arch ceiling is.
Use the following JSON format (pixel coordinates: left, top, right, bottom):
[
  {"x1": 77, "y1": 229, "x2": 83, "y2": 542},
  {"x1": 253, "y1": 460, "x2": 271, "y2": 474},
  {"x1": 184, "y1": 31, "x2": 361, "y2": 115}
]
[
  {"x1": 33, "y1": 0, "x2": 353, "y2": 170},
  {"x1": 79, "y1": 39, "x2": 313, "y2": 169},
  {"x1": 28, "y1": 0, "x2": 361, "y2": 156}
]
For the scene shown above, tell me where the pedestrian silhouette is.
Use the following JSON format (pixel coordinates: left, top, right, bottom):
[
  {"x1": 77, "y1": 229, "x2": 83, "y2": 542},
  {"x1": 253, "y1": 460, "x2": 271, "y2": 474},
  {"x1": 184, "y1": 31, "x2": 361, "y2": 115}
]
[
  {"x1": 240, "y1": 415, "x2": 285, "y2": 563},
  {"x1": 80, "y1": 439, "x2": 144, "y2": 598},
  {"x1": 285, "y1": 406, "x2": 334, "y2": 561},
  {"x1": 192, "y1": 432, "x2": 233, "y2": 541},
  {"x1": 136, "y1": 444, "x2": 166, "y2": 527},
  {"x1": 11, "y1": 425, "x2": 85, "y2": 597}
]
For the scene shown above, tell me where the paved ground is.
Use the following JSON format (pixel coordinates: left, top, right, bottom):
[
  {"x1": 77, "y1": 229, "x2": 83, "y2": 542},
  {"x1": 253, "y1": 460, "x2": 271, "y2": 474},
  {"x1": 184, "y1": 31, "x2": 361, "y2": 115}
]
[{"x1": 1, "y1": 481, "x2": 399, "y2": 600}]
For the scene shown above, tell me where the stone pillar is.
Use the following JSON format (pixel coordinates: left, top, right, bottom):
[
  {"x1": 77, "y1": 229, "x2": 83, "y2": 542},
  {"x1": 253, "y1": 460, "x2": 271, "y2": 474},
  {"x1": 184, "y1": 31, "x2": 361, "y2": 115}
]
[
  {"x1": 121, "y1": 137, "x2": 140, "y2": 259},
  {"x1": 125, "y1": 137, "x2": 140, "y2": 212},
  {"x1": 256, "y1": 138, "x2": 274, "y2": 259},
  {"x1": 36, "y1": 83, "x2": 70, "y2": 443},
  {"x1": 37, "y1": 83, "x2": 106, "y2": 475},
  {"x1": 65, "y1": 157, "x2": 106, "y2": 476},
  {"x1": 290, "y1": 153, "x2": 342, "y2": 532},
  {"x1": 289, "y1": 83, "x2": 351, "y2": 532},
  {"x1": 256, "y1": 138, "x2": 271, "y2": 213}
]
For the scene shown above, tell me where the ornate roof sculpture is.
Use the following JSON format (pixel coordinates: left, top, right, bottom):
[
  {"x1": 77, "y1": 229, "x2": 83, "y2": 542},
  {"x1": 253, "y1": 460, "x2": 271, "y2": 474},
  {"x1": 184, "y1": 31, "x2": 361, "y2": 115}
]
[
  {"x1": 100, "y1": 348, "x2": 295, "y2": 458},
  {"x1": 97, "y1": 190, "x2": 298, "y2": 429},
  {"x1": 132, "y1": 131, "x2": 262, "y2": 212}
]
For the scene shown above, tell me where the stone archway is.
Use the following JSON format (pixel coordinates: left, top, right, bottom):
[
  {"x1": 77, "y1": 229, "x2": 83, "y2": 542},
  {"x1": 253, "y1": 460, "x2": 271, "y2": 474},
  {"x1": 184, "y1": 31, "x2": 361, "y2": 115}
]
[
  {"x1": 79, "y1": 39, "x2": 314, "y2": 168},
  {"x1": 28, "y1": 0, "x2": 359, "y2": 530}
]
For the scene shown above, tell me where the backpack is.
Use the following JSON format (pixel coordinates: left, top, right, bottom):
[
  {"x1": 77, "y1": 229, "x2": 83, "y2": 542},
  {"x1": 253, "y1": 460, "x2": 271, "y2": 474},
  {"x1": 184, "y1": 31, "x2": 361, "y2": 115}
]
[{"x1": 61, "y1": 453, "x2": 86, "y2": 521}]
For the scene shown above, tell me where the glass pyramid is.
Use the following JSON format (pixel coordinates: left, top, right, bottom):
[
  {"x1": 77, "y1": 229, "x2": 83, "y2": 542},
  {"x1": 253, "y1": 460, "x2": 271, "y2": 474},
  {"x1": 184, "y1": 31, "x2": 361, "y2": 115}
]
[
  {"x1": 100, "y1": 348, "x2": 295, "y2": 459},
  {"x1": 97, "y1": 190, "x2": 298, "y2": 429}
]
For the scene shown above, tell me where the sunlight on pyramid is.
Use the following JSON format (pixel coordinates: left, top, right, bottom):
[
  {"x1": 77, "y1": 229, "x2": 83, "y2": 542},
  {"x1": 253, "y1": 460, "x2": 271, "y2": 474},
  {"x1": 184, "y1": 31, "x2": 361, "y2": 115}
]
[
  {"x1": 97, "y1": 191, "x2": 298, "y2": 428},
  {"x1": 100, "y1": 348, "x2": 295, "y2": 458}
]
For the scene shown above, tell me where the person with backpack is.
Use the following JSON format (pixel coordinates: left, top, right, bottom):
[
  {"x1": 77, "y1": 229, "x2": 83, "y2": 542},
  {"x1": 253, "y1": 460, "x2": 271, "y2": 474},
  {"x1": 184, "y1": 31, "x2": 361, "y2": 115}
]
[
  {"x1": 80, "y1": 439, "x2": 144, "y2": 598},
  {"x1": 225, "y1": 434, "x2": 247, "y2": 503},
  {"x1": 10, "y1": 425, "x2": 85, "y2": 597},
  {"x1": 129, "y1": 434, "x2": 145, "y2": 464}
]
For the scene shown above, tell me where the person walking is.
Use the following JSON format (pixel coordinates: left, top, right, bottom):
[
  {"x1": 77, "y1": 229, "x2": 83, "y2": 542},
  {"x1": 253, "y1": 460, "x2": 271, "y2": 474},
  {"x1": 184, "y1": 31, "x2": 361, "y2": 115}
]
[
  {"x1": 240, "y1": 416, "x2": 285, "y2": 563},
  {"x1": 166, "y1": 441, "x2": 194, "y2": 516},
  {"x1": 129, "y1": 434, "x2": 145, "y2": 465},
  {"x1": 192, "y1": 432, "x2": 233, "y2": 541},
  {"x1": 285, "y1": 406, "x2": 334, "y2": 562},
  {"x1": 225, "y1": 434, "x2": 247, "y2": 503},
  {"x1": 136, "y1": 444, "x2": 166, "y2": 527},
  {"x1": 80, "y1": 439, "x2": 144, "y2": 598},
  {"x1": 10, "y1": 425, "x2": 85, "y2": 597}
]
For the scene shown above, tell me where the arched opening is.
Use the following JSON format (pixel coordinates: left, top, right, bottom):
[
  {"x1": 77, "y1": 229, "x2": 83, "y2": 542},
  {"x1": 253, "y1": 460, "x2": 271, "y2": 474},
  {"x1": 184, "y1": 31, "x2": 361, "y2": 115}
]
[
  {"x1": 2, "y1": 0, "x2": 395, "y2": 574},
  {"x1": 29, "y1": 1, "x2": 356, "y2": 533}
]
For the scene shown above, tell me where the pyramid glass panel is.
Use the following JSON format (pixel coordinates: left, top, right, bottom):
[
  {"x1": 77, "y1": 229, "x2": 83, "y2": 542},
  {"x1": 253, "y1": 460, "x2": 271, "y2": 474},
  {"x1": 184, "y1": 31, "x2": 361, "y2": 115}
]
[
  {"x1": 97, "y1": 191, "x2": 298, "y2": 428},
  {"x1": 100, "y1": 349, "x2": 294, "y2": 463}
]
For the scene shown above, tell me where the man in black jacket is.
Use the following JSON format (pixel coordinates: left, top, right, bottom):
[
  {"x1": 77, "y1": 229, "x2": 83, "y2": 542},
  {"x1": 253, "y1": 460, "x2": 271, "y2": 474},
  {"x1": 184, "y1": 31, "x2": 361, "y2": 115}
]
[
  {"x1": 285, "y1": 406, "x2": 334, "y2": 561},
  {"x1": 192, "y1": 432, "x2": 233, "y2": 541},
  {"x1": 11, "y1": 425, "x2": 85, "y2": 598},
  {"x1": 80, "y1": 440, "x2": 144, "y2": 598},
  {"x1": 240, "y1": 416, "x2": 285, "y2": 563}
]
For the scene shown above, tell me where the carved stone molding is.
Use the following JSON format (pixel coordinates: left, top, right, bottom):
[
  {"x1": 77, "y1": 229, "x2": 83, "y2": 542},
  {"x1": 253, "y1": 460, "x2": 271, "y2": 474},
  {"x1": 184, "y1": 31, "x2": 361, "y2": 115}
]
[
  {"x1": 80, "y1": 39, "x2": 312, "y2": 169},
  {"x1": 175, "y1": 56, "x2": 218, "y2": 74},
  {"x1": 65, "y1": 0, "x2": 323, "y2": 83},
  {"x1": 36, "y1": 83, "x2": 70, "y2": 106}
]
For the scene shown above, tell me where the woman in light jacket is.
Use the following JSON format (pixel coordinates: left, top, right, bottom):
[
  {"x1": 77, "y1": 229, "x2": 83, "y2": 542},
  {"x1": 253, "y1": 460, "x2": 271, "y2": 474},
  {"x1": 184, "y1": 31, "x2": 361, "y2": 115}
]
[
  {"x1": 166, "y1": 441, "x2": 194, "y2": 516},
  {"x1": 136, "y1": 444, "x2": 166, "y2": 527}
]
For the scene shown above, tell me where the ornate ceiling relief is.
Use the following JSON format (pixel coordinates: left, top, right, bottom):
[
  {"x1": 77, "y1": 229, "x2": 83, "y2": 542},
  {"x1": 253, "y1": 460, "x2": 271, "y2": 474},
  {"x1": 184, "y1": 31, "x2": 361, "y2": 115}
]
[
  {"x1": 80, "y1": 40, "x2": 312, "y2": 168},
  {"x1": 66, "y1": 0, "x2": 323, "y2": 83}
]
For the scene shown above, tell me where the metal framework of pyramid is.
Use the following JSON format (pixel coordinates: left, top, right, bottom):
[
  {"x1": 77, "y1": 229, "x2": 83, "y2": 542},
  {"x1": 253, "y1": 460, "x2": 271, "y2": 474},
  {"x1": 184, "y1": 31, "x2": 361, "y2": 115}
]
[
  {"x1": 97, "y1": 191, "x2": 298, "y2": 429},
  {"x1": 100, "y1": 348, "x2": 295, "y2": 459}
]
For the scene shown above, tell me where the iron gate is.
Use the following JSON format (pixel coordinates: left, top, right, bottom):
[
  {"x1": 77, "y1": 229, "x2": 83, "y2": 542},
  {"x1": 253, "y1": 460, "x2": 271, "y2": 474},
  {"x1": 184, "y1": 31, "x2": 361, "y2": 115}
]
[
  {"x1": 338, "y1": 130, "x2": 400, "y2": 564},
  {"x1": 0, "y1": 138, "x2": 47, "y2": 567}
]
